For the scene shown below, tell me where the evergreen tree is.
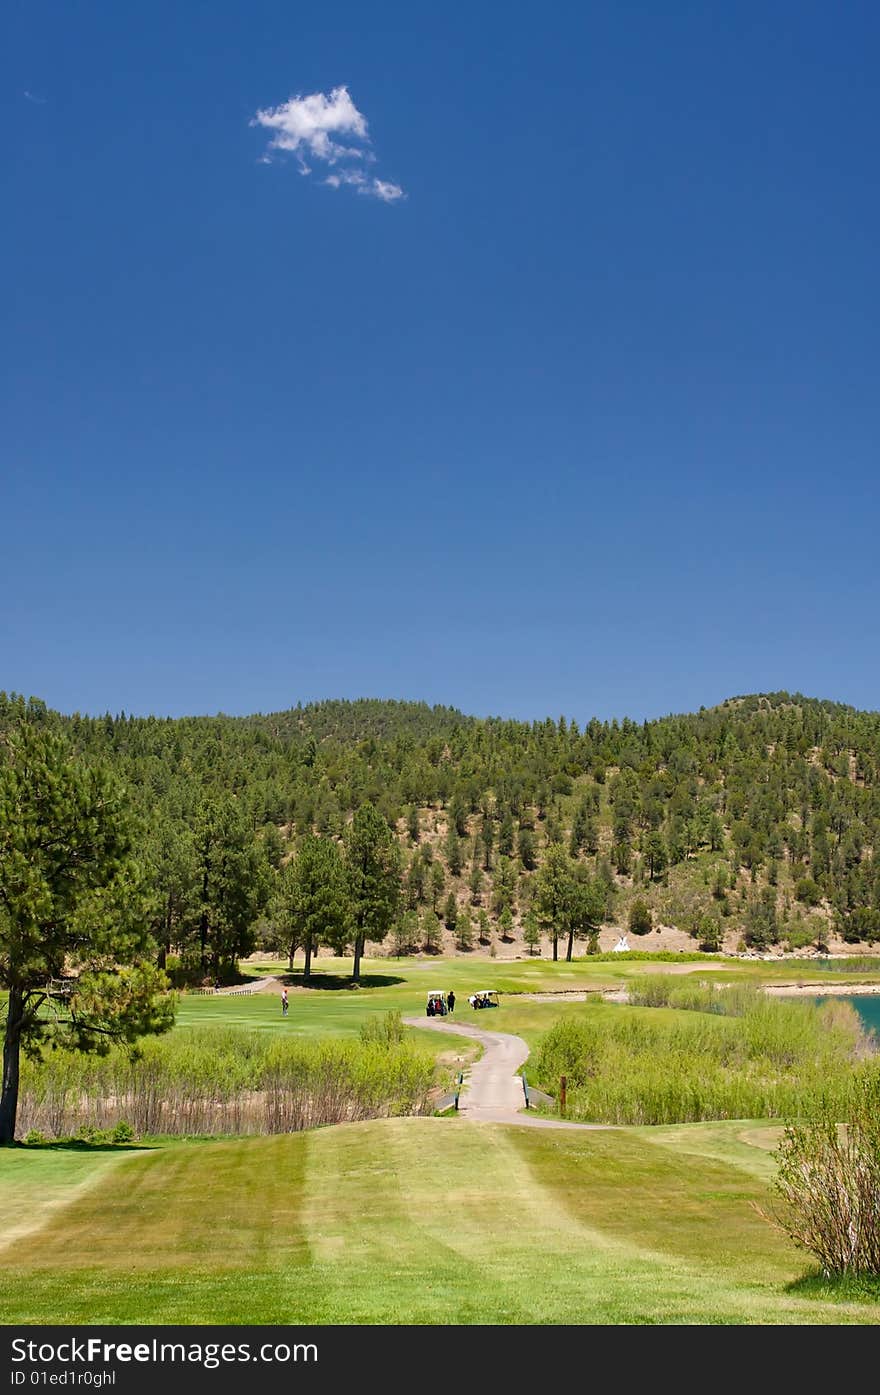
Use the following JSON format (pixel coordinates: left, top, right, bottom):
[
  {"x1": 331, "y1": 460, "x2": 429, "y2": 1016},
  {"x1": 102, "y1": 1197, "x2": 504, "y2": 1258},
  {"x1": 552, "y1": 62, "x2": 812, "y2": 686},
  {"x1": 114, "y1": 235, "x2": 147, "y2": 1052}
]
[
  {"x1": 499, "y1": 906, "x2": 514, "y2": 942},
  {"x1": 393, "y1": 910, "x2": 420, "y2": 956},
  {"x1": 522, "y1": 910, "x2": 541, "y2": 956},
  {"x1": 499, "y1": 811, "x2": 516, "y2": 857},
  {"x1": 145, "y1": 818, "x2": 199, "y2": 970},
  {"x1": 518, "y1": 828, "x2": 537, "y2": 871},
  {"x1": 194, "y1": 797, "x2": 272, "y2": 978},
  {"x1": 481, "y1": 817, "x2": 495, "y2": 870},
  {"x1": 533, "y1": 844, "x2": 577, "y2": 961},
  {"x1": 612, "y1": 839, "x2": 632, "y2": 875},
  {"x1": 469, "y1": 865, "x2": 484, "y2": 905},
  {"x1": 0, "y1": 724, "x2": 173, "y2": 1143},
  {"x1": 430, "y1": 860, "x2": 445, "y2": 910},
  {"x1": 643, "y1": 830, "x2": 667, "y2": 881},
  {"x1": 344, "y1": 804, "x2": 402, "y2": 983},
  {"x1": 444, "y1": 892, "x2": 458, "y2": 932},
  {"x1": 568, "y1": 870, "x2": 606, "y2": 959},
  {"x1": 629, "y1": 898, "x2": 653, "y2": 936},
  {"x1": 405, "y1": 853, "x2": 427, "y2": 909},
  {"x1": 421, "y1": 908, "x2": 442, "y2": 953},
  {"x1": 445, "y1": 826, "x2": 463, "y2": 877},
  {"x1": 455, "y1": 907, "x2": 474, "y2": 951},
  {"x1": 276, "y1": 835, "x2": 350, "y2": 981}
]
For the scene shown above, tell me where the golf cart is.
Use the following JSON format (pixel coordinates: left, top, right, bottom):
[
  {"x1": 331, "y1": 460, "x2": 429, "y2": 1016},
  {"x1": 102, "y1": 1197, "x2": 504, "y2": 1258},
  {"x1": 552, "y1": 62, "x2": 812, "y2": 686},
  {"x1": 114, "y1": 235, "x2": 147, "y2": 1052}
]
[
  {"x1": 426, "y1": 991, "x2": 448, "y2": 1017},
  {"x1": 468, "y1": 990, "x2": 499, "y2": 1010}
]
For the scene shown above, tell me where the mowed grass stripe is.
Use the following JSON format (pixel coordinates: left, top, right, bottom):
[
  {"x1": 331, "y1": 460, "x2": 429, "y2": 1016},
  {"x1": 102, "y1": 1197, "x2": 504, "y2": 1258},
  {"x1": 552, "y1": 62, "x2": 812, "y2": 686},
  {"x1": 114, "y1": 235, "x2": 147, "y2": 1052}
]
[
  {"x1": 3, "y1": 1121, "x2": 879, "y2": 1324},
  {"x1": 383, "y1": 1121, "x2": 796, "y2": 1324},
  {"x1": 0, "y1": 1146, "x2": 136, "y2": 1256}
]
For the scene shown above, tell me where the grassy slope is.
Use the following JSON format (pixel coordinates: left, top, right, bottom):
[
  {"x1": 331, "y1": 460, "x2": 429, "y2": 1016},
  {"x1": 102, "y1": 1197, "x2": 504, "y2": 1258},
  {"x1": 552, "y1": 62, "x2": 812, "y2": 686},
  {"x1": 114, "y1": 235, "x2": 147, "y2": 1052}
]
[{"x1": 2, "y1": 1119, "x2": 877, "y2": 1325}]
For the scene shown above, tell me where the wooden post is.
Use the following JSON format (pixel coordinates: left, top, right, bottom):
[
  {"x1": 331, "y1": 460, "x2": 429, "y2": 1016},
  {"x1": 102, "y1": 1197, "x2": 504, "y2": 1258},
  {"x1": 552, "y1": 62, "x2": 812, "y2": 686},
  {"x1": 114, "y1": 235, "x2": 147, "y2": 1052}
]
[{"x1": 560, "y1": 1075, "x2": 567, "y2": 1116}]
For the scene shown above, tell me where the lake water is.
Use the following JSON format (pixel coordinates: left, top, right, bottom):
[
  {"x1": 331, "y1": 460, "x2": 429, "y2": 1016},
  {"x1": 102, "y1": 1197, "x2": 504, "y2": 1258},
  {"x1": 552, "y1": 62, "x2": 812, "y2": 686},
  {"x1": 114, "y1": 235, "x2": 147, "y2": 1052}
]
[{"x1": 814, "y1": 994, "x2": 880, "y2": 1036}]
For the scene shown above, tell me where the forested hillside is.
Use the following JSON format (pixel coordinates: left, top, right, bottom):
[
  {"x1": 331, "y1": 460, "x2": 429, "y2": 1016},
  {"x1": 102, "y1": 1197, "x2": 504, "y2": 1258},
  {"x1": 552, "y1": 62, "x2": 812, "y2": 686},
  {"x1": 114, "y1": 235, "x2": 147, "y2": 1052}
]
[{"x1": 3, "y1": 691, "x2": 880, "y2": 974}]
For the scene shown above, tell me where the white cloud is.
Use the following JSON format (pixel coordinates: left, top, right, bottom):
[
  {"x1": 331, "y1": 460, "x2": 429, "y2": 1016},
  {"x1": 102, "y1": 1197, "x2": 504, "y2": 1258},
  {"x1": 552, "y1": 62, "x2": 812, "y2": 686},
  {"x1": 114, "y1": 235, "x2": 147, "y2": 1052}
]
[
  {"x1": 371, "y1": 178, "x2": 404, "y2": 203},
  {"x1": 252, "y1": 84, "x2": 404, "y2": 202},
  {"x1": 324, "y1": 170, "x2": 404, "y2": 202}
]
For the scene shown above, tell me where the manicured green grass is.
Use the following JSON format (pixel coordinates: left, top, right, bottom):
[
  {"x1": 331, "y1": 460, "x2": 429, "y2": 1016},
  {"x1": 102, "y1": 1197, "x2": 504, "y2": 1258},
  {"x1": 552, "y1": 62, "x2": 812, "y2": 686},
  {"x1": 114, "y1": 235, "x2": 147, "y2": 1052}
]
[
  {"x1": 8, "y1": 953, "x2": 880, "y2": 1326},
  {"x1": 2, "y1": 1119, "x2": 877, "y2": 1324},
  {"x1": 176, "y1": 954, "x2": 739, "y2": 1038},
  {"x1": 0, "y1": 1143, "x2": 143, "y2": 1252}
]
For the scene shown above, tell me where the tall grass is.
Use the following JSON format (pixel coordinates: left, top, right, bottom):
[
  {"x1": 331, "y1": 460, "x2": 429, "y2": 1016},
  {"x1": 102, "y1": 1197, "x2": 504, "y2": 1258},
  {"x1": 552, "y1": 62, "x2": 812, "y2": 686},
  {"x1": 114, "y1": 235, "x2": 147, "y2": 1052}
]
[
  {"x1": 17, "y1": 1028, "x2": 435, "y2": 1139},
  {"x1": 811, "y1": 956, "x2": 880, "y2": 975},
  {"x1": 535, "y1": 997, "x2": 873, "y2": 1125},
  {"x1": 627, "y1": 976, "x2": 761, "y2": 1015}
]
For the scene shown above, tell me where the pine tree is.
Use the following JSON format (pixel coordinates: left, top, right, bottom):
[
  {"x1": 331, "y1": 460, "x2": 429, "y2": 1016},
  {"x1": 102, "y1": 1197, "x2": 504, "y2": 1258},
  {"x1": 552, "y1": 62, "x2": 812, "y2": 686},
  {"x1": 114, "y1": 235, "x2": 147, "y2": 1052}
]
[
  {"x1": 469, "y1": 864, "x2": 484, "y2": 905},
  {"x1": 499, "y1": 906, "x2": 514, "y2": 942},
  {"x1": 445, "y1": 826, "x2": 463, "y2": 877},
  {"x1": 444, "y1": 892, "x2": 458, "y2": 932},
  {"x1": 499, "y1": 812, "x2": 515, "y2": 857},
  {"x1": 0, "y1": 724, "x2": 173, "y2": 1143},
  {"x1": 344, "y1": 804, "x2": 402, "y2": 983},
  {"x1": 421, "y1": 909, "x2": 442, "y2": 953},
  {"x1": 455, "y1": 907, "x2": 474, "y2": 951},
  {"x1": 522, "y1": 910, "x2": 541, "y2": 956},
  {"x1": 430, "y1": 860, "x2": 445, "y2": 910},
  {"x1": 477, "y1": 909, "x2": 491, "y2": 944},
  {"x1": 482, "y1": 817, "x2": 495, "y2": 870},
  {"x1": 275, "y1": 835, "x2": 350, "y2": 981},
  {"x1": 518, "y1": 828, "x2": 537, "y2": 871}
]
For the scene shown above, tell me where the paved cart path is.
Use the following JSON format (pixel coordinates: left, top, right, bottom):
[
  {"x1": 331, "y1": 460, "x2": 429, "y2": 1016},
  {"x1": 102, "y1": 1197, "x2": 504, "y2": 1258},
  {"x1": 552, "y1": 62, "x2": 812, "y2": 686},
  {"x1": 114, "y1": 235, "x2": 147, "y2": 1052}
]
[{"x1": 404, "y1": 1016, "x2": 612, "y2": 1130}]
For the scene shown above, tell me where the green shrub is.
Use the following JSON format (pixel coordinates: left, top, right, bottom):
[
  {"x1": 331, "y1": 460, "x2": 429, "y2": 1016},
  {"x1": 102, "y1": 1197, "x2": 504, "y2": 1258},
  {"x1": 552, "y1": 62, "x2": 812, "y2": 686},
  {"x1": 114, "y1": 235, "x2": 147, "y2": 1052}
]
[
  {"x1": 534, "y1": 995, "x2": 869, "y2": 1126},
  {"x1": 16, "y1": 1027, "x2": 434, "y2": 1139},
  {"x1": 795, "y1": 878, "x2": 822, "y2": 907},
  {"x1": 628, "y1": 900, "x2": 653, "y2": 935},
  {"x1": 359, "y1": 1010, "x2": 405, "y2": 1045},
  {"x1": 691, "y1": 912, "x2": 723, "y2": 952},
  {"x1": 769, "y1": 1068, "x2": 880, "y2": 1276},
  {"x1": 784, "y1": 918, "x2": 817, "y2": 951}
]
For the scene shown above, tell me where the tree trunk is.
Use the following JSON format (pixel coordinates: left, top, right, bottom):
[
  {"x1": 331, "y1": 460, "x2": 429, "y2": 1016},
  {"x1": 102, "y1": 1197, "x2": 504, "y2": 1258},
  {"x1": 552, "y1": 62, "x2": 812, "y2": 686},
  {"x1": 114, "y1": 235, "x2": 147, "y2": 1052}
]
[
  {"x1": 352, "y1": 934, "x2": 363, "y2": 984},
  {"x1": 566, "y1": 930, "x2": 574, "y2": 962},
  {"x1": 158, "y1": 896, "x2": 172, "y2": 969},
  {"x1": 200, "y1": 862, "x2": 210, "y2": 970},
  {"x1": 0, "y1": 985, "x2": 25, "y2": 1145},
  {"x1": 303, "y1": 937, "x2": 312, "y2": 983},
  {"x1": 552, "y1": 934, "x2": 558, "y2": 962},
  {"x1": 199, "y1": 909, "x2": 209, "y2": 971}
]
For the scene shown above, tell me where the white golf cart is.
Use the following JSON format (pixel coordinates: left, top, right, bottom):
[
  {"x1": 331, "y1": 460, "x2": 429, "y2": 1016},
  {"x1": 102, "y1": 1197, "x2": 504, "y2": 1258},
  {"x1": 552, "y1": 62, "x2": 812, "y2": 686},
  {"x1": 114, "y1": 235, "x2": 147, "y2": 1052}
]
[
  {"x1": 468, "y1": 989, "x2": 499, "y2": 1010},
  {"x1": 426, "y1": 990, "x2": 448, "y2": 1017}
]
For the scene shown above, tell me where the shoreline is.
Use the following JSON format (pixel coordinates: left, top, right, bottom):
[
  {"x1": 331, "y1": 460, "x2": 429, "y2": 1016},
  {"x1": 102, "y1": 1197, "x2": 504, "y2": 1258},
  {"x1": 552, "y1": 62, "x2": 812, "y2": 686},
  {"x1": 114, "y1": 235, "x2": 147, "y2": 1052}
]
[{"x1": 763, "y1": 981, "x2": 880, "y2": 997}]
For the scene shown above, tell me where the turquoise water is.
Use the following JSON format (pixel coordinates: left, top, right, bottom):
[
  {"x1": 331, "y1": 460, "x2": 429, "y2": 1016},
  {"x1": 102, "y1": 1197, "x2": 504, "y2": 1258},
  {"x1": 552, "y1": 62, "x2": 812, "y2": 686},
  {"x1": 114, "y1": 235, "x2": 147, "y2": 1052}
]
[{"x1": 815, "y1": 994, "x2": 880, "y2": 1036}]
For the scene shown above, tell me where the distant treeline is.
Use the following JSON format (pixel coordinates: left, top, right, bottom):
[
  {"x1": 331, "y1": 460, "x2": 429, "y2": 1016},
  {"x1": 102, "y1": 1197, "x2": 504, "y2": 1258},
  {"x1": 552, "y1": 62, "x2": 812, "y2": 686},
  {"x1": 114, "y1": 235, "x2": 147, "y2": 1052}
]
[{"x1": 3, "y1": 689, "x2": 880, "y2": 969}]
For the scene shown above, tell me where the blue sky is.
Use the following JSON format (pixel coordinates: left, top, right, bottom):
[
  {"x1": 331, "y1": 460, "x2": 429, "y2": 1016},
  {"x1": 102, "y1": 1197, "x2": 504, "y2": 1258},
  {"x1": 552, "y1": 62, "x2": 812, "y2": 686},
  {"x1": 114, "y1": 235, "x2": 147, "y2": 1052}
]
[{"x1": 3, "y1": 1, "x2": 879, "y2": 723}]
